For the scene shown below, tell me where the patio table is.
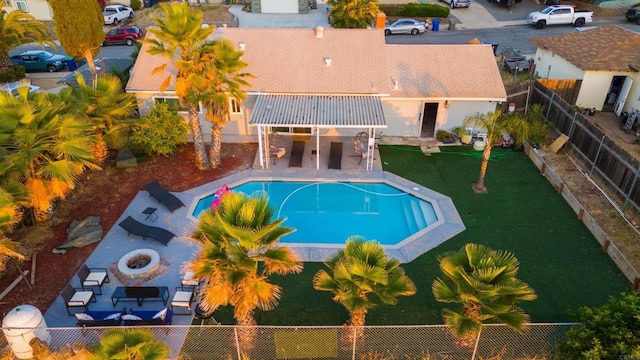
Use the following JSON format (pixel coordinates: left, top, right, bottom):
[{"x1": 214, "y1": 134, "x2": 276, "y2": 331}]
[{"x1": 111, "y1": 286, "x2": 169, "y2": 307}]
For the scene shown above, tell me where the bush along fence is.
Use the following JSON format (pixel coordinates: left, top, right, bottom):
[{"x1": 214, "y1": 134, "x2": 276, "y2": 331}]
[{"x1": 0, "y1": 323, "x2": 577, "y2": 360}]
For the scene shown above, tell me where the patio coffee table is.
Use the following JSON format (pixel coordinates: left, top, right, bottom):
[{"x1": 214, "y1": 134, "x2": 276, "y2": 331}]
[{"x1": 111, "y1": 286, "x2": 169, "y2": 307}]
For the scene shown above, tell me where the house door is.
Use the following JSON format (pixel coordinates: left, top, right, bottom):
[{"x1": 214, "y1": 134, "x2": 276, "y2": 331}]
[
  {"x1": 421, "y1": 103, "x2": 438, "y2": 138},
  {"x1": 613, "y1": 77, "x2": 633, "y2": 116}
]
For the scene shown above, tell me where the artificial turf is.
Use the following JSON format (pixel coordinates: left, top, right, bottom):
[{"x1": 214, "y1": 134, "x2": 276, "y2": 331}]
[{"x1": 214, "y1": 145, "x2": 630, "y2": 326}]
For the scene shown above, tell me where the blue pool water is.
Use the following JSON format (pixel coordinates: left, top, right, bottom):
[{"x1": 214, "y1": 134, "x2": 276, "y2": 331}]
[{"x1": 193, "y1": 182, "x2": 438, "y2": 245}]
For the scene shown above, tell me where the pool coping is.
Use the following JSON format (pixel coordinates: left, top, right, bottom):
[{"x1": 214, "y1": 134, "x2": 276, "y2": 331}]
[{"x1": 183, "y1": 169, "x2": 466, "y2": 263}]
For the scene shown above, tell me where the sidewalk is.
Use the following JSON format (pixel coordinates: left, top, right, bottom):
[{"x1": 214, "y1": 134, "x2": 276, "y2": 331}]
[{"x1": 452, "y1": 2, "x2": 528, "y2": 29}]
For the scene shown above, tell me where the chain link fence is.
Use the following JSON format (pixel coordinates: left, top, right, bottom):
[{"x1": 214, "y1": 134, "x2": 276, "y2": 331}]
[{"x1": 1, "y1": 323, "x2": 577, "y2": 359}]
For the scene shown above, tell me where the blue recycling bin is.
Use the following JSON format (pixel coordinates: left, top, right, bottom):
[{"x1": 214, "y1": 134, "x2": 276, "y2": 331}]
[
  {"x1": 432, "y1": 18, "x2": 440, "y2": 32},
  {"x1": 65, "y1": 58, "x2": 77, "y2": 71}
]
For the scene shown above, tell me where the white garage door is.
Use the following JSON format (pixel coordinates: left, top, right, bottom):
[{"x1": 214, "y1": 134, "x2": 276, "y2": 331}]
[{"x1": 261, "y1": 0, "x2": 298, "y2": 13}]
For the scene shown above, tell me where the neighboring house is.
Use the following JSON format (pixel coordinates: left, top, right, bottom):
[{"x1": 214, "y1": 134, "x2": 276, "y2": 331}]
[
  {"x1": 250, "y1": 0, "x2": 310, "y2": 14},
  {"x1": 126, "y1": 27, "x2": 506, "y2": 160},
  {"x1": 530, "y1": 25, "x2": 640, "y2": 115},
  {"x1": 2, "y1": 0, "x2": 54, "y2": 21}
]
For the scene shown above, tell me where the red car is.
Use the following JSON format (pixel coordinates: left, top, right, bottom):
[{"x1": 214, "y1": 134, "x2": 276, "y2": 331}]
[{"x1": 102, "y1": 26, "x2": 143, "y2": 46}]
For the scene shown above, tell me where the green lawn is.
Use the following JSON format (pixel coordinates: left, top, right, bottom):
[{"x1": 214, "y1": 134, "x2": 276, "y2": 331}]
[{"x1": 214, "y1": 145, "x2": 629, "y2": 326}]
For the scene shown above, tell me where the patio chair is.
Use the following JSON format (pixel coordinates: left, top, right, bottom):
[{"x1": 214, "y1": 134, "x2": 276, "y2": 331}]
[
  {"x1": 77, "y1": 264, "x2": 110, "y2": 295},
  {"x1": 288, "y1": 141, "x2": 305, "y2": 167},
  {"x1": 144, "y1": 180, "x2": 185, "y2": 212},
  {"x1": 170, "y1": 286, "x2": 196, "y2": 315},
  {"x1": 62, "y1": 284, "x2": 96, "y2": 316},
  {"x1": 118, "y1": 216, "x2": 176, "y2": 246},
  {"x1": 328, "y1": 142, "x2": 343, "y2": 170}
]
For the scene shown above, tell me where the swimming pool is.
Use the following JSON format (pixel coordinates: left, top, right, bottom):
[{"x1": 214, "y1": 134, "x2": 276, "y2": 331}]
[{"x1": 193, "y1": 181, "x2": 438, "y2": 245}]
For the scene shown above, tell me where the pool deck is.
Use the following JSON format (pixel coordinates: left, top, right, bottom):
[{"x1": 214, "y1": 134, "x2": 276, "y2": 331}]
[{"x1": 44, "y1": 138, "x2": 464, "y2": 332}]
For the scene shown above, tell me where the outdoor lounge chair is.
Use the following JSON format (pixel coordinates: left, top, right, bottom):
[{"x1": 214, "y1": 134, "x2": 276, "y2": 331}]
[
  {"x1": 77, "y1": 264, "x2": 109, "y2": 295},
  {"x1": 62, "y1": 284, "x2": 96, "y2": 316},
  {"x1": 328, "y1": 142, "x2": 343, "y2": 170},
  {"x1": 144, "y1": 180, "x2": 185, "y2": 212},
  {"x1": 118, "y1": 216, "x2": 176, "y2": 246},
  {"x1": 289, "y1": 141, "x2": 305, "y2": 167}
]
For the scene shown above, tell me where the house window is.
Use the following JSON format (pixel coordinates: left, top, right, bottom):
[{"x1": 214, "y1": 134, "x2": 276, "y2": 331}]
[
  {"x1": 270, "y1": 127, "x2": 312, "y2": 134},
  {"x1": 154, "y1": 97, "x2": 189, "y2": 113},
  {"x1": 14, "y1": 0, "x2": 28, "y2": 11},
  {"x1": 229, "y1": 97, "x2": 242, "y2": 114}
]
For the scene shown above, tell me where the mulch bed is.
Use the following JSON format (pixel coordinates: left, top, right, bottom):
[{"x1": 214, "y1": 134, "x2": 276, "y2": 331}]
[{"x1": 0, "y1": 142, "x2": 257, "y2": 317}]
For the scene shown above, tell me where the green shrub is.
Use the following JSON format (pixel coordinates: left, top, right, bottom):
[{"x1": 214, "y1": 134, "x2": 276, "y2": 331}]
[
  {"x1": 378, "y1": 3, "x2": 449, "y2": 18},
  {"x1": 130, "y1": 0, "x2": 142, "y2": 10},
  {"x1": 436, "y1": 129, "x2": 450, "y2": 141},
  {"x1": 555, "y1": 292, "x2": 640, "y2": 359},
  {"x1": 129, "y1": 102, "x2": 189, "y2": 156},
  {"x1": 0, "y1": 65, "x2": 26, "y2": 83}
]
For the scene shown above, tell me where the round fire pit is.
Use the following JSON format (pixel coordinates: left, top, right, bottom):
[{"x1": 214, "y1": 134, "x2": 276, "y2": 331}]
[{"x1": 117, "y1": 249, "x2": 160, "y2": 279}]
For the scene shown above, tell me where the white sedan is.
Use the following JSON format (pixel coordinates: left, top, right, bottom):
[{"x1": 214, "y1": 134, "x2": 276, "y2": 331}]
[{"x1": 384, "y1": 18, "x2": 429, "y2": 35}]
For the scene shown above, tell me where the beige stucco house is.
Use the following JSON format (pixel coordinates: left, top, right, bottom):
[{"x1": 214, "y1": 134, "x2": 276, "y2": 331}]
[
  {"x1": 530, "y1": 25, "x2": 640, "y2": 116},
  {"x1": 2, "y1": 0, "x2": 53, "y2": 21},
  {"x1": 126, "y1": 26, "x2": 506, "y2": 167}
]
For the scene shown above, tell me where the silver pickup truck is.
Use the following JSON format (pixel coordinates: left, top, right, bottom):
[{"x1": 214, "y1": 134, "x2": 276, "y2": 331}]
[{"x1": 527, "y1": 5, "x2": 593, "y2": 29}]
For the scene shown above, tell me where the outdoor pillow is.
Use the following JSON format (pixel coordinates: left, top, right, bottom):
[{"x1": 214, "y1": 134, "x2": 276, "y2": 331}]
[
  {"x1": 122, "y1": 314, "x2": 142, "y2": 320},
  {"x1": 152, "y1": 308, "x2": 168, "y2": 320},
  {"x1": 103, "y1": 312, "x2": 121, "y2": 320},
  {"x1": 75, "y1": 313, "x2": 94, "y2": 321}
]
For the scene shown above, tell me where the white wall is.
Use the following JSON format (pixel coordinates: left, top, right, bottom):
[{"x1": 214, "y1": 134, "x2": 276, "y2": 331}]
[
  {"x1": 444, "y1": 101, "x2": 498, "y2": 131},
  {"x1": 624, "y1": 73, "x2": 640, "y2": 114},
  {"x1": 533, "y1": 48, "x2": 584, "y2": 80},
  {"x1": 381, "y1": 99, "x2": 422, "y2": 137},
  {"x1": 576, "y1": 71, "x2": 616, "y2": 110},
  {"x1": 7, "y1": 0, "x2": 53, "y2": 21}
]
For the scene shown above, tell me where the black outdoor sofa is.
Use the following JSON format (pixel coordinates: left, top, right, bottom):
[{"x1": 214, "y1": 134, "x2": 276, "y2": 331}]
[
  {"x1": 118, "y1": 216, "x2": 175, "y2": 245},
  {"x1": 328, "y1": 142, "x2": 343, "y2": 170},
  {"x1": 75, "y1": 309, "x2": 126, "y2": 327},
  {"x1": 145, "y1": 180, "x2": 185, "y2": 212},
  {"x1": 288, "y1": 141, "x2": 305, "y2": 167}
]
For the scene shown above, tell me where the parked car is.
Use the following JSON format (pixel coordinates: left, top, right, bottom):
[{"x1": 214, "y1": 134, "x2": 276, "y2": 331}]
[
  {"x1": 625, "y1": 7, "x2": 640, "y2": 24},
  {"x1": 441, "y1": 0, "x2": 470, "y2": 9},
  {"x1": 10, "y1": 50, "x2": 66, "y2": 72},
  {"x1": 384, "y1": 18, "x2": 428, "y2": 35},
  {"x1": 103, "y1": 26, "x2": 144, "y2": 46},
  {"x1": 103, "y1": 4, "x2": 134, "y2": 25},
  {"x1": 527, "y1": 5, "x2": 593, "y2": 29},
  {"x1": 0, "y1": 80, "x2": 40, "y2": 96}
]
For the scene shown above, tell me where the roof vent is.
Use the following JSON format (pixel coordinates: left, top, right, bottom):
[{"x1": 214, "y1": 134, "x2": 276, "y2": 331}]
[
  {"x1": 238, "y1": 42, "x2": 246, "y2": 50},
  {"x1": 324, "y1": 57, "x2": 332, "y2": 66},
  {"x1": 315, "y1": 26, "x2": 324, "y2": 38},
  {"x1": 393, "y1": 80, "x2": 399, "y2": 90}
]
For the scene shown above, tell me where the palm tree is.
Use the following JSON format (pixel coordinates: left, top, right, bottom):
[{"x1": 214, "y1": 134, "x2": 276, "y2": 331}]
[
  {"x1": 61, "y1": 74, "x2": 138, "y2": 163},
  {"x1": 145, "y1": 2, "x2": 215, "y2": 170},
  {"x1": 189, "y1": 191, "x2": 303, "y2": 347},
  {"x1": 313, "y1": 236, "x2": 416, "y2": 328},
  {"x1": 463, "y1": 109, "x2": 532, "y2": 193},
  {"x1": 327, "y1": 0, "x2": 380, "y2": 29},
  {"x1": 190, "y1": 40, "x2": 252, "y2": 169},
  {"x1": 0, "y1": 89, "x2": 99, "y2": 221},
  {"x1": 432, "y1": 243, "x2": 537, "y2": 344},
  {"x1": 0, "y1": 9, "x2": 54, "y2": 76},
  {"x1": 89, "y1": 328, "x2": 169, "y2": 360},
  {"x1": 0, "y1": 184, "x2": 27, "y2": 272}
]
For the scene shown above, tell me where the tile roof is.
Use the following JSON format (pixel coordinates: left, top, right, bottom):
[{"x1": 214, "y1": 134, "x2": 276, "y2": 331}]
[
  {"x1": 127, "y1": 27, "x2": 506, "y2": 100},
  {"x1": 386, "y1": 44, "x2": 507, "y2": 99},
  {"x1": 250, "y1": 94, "x2": 386, "y2": 127},
  {"x1": 529, "y1": 25, "x2": 640, "y2": 72}
]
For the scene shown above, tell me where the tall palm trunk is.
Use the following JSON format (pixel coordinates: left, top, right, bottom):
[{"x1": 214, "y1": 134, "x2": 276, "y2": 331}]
[
  {"x1": 236, "y1": 312, "x2": 257, "y2": 351},
  {"x1": 189, "y1": 105, "x2": 211, "y2": 170},
  {"x1": 0, "y1": 52, "x2": 14, "y2": 74},
  {"x1": 473, "y1": 144, "x2": 492, "y2": 193},
  {"x1": 343, "y1": 310, "x2": 366, "y2": 348},
  {"x1": 210, "y1": 123, "x2": 223, "y2": 169}
]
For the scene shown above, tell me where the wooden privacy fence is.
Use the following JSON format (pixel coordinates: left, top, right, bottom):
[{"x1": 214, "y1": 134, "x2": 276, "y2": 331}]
[
  {"x1": 510, "y1": 80, "x2": 640, "y2": 214},
  {"x1": 525, "y1": 144, "x2": 640, "y2": 288},
  {"x1": 537, "y1": 79, "x2": 581, "y2": 105}
]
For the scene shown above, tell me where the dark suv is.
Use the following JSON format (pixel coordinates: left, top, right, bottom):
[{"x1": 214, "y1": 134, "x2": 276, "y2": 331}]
[
  {"x1": 626, "y1": 7, "x2": 640, "y2": 24},
  {"x1": 102, "y1": 26, "x2": 143, "y2": 46}
]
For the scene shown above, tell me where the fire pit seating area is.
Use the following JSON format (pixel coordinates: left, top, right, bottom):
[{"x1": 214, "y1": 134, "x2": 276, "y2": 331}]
[{"x1": 111, "y1": 286, "x2": 169, "y2": 307}]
